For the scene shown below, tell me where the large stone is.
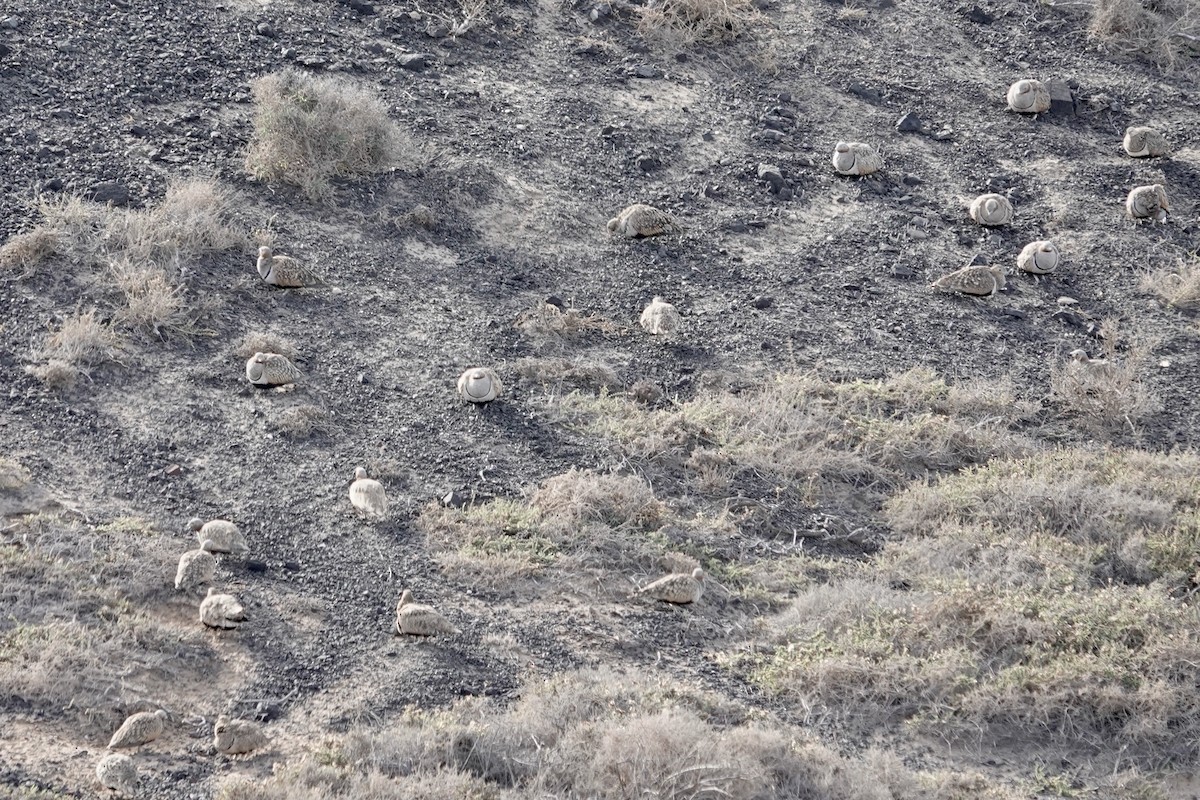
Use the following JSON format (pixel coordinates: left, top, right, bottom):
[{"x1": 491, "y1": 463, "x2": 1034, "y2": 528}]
[
  {"x1": 1047, "y1": 80, "x2": 1076, "y2": 116},
  {"x1": 86, "y1": 182, "x2": 131, "y2": 206}
]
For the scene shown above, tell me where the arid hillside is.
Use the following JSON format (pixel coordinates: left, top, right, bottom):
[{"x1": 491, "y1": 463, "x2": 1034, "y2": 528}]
[{"x1": 1, "y1": 0, "x2": 1199, "y2": 797}]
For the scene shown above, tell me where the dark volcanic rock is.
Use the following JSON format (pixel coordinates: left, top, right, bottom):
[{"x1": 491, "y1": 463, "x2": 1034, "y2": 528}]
[{"x1": 85, "y1": 182, "x2": 131, "y2": 206}]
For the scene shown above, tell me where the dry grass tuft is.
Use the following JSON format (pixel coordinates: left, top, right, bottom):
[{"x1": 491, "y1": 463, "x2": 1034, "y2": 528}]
[
  {"x1": 1088, "y1": 0, "x2": 1200, "y2": 72},
  {"x1": 514, "y1": 302, "x2": 618, "y2": 350},
  {"x1": 554, "y1": 368, "x2": 1038, "y2": 539},
  {"x1": 269, "y1": 404, "x2": 333, "y2": 439},
  {"x1": 234, "y1": 331, "x2": 300, "y2": 361},
  {"x1": 221, "y1": 667, "x2": 1024, "y2": 799},
  {"x1": 636, "y1": 0, "x2": 762, "y2": 46},
  {"x1": 1049, "y1": 345, "x2": 1160, "y2": 430},
  {"x1": 245, "y1": 68, "x2": 407, "y2": 201},
  {"x1": 739, "y1": 446, "x2": 1200, "y2": 768},
  {"x1": 0, "y1": 228, "x2": 60, "y2": 271},
  {"x1": 107, "y1": 258, "x2": 191, "y2": 337},
  {"x1": 883, "y1": 448, "x2": 1200, "y2": 592},
  {"x1": 517, "y1": 356, "x2": 621, "y2": 392},
  {"x1": 420, "y1": 470, "x2": 668, "y2": 588},
  {"x1": 37, "y1": 179, "x2": 246, "y2": 267},
  {"x1": 1141, "y1": 256, "x2": 1200, "y2": 311},
  {"x1": 28, "y1": 308, "x2": 122, "y2": 388}
]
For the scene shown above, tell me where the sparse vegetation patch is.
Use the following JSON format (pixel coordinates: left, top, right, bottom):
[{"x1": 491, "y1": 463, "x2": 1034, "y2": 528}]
[
  {"x1": 245, "y1": 68, "x2": 407, "y2": 201},
  {"x1": 1088, "y1": 0, "x2": 1200, "y2": 72},
  {"x1": 737, "y1": 446, "x2": 1200, "y2": 768},
  {"x1": 636, "y1": 0, "x2": 762, "y2": 46}
]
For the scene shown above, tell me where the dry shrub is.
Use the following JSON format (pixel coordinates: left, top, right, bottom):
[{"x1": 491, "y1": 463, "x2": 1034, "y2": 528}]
[
  {"x1": 28, "y1": 308, "x2": 122, "y2": 387},
  {"x1": 517, "y1": 356, "x2": 621, "y2": 392},
  {"x1": 234, "y1": 331, "x2": 299, "y2": 361},
  {"x1": 555, "y1": 368, "x2": 1037, "y2": 535},
  {"x1": 0, "y1": 512, "x2": 213, "y2": 733},
  {"x1": 245, "y1": 68, "x2": 407, "y2": 201},
  {"x1": 1049, "y1": 346, "x2": 1160, "y2": 430},
  {"x1": 421, "y1": 470, "x2": 669, "y2": 585},
  {"x1": 1088, "y1": 0, "x2": 1200, "y2": 72},
  {"x1": 513, "y1": 302, "x2": 617, "y2": 350},
  {"x1": 269, "y1": 404, "x2": 332, "y2": 439},
  {"x1": 235, "y1": 667, "x2": 1019, "y2": 800},
  {"x1": 637, "y1": 0, "x2": 762, "y2": 46},
  {"x1": 1141, "y1": 256, "x2": 1200, "y2": 311},
  {"x1": 884, "y1": 448, "x2": 1200, "y2": 591},
  {"x1": 37, "y1": 179, "x2": 246, "y2": 267},
  {"x1": 0, "y1": 227, "x2": 59, "y2": 271},
  {"x1": 107, "y1": 179, "x2": 246, "y2": 265},
  {"x1": 216, "y1": 758, "x2": 502, "y2": 800},
  {"x1": 419, "y1": 498, "x2": 556, "y2": 587},
  {"x1": 531, "y1": 469, "x2": 664, "y2": 532},
  {"x1": 750, "y1": 576, "x2": 1200, "y2": 766},
  {"x1": 107, "y1": 257, "x2": 190, "y2": 336}
]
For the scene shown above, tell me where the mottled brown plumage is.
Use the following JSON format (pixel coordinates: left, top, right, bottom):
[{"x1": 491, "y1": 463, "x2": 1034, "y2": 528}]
[
  {"x1": 931, "y1": 265, "x2": 1007, "y2": 296},
  {"x1": 1126, "y1": 184, "x2": 1169, "y2": 222},
  {"x1": 188, "y1": 518, "x2": 248, "y2": 555},
  {"x1": 108, "y1": 709, "x2": 168, "y2": 749},
  {"x1": 607, "y1": 204, "x2": 678, "y2": 238},
  {"x1": 969, "y1": 194, "x2": 1014, "y2": 226},
  {"x1": 457, "y1": 367, "x2": 502, "y2": 404},
  {"x1": 213, "y1": 715, "x2": 268, "y2": 755},
  {"x1": 395, "y1": 589, "x2": 459, "y2": 636},
  {"x1": 639, "y1": 296, "x2": 681, "y2": 336},
  {"x1": 638, "y1": 567, "x2": 705, "y2": 605},
  {"x1": 349, "y1": 466, "x2": 388, "y2": 519},
  {"x1": 1016, "y1": 240, "x2": 1059, "y2": 275},
  {"x1": 175, "y1": 543, "x2": 217, "y2": 591},
  {"x1": 200, "y1": 587, "x2": 247, "y2": 629},
  {"x1": 245, "y1": 352, "x2": 302, "y2": 388},
  {"x1": 256, "y1": 246, "x2": 325, "y2": 288},
  {"x1": 96, "y1": 753, "x2": 137, "y2": 795},
  {"x1": 1006, "y1": 79, "x2": 1050, "y2": 113},
  {"x1": 831, "y1": 141, "x2": 882, "y2": 176},
  {"x1": 1122, "y1": 126, "x2": 1169, "y2": 158}
]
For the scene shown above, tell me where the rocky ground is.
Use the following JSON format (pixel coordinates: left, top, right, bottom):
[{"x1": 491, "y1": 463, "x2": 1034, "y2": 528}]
[{"x1": 1, "y1": 0, "x2": 1198, "y2": 796}]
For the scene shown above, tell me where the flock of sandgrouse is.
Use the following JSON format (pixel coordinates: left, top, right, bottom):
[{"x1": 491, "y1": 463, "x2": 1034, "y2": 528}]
[
  {"x1": 94, "y1": 78, "x2": 1167, "y2": 795},
  {"x1": 100, "y1": 480, "x2": 701, "y2": 793}
]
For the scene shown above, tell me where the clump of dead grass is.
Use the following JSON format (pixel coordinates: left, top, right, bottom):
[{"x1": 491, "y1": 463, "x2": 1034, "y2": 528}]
[
  {"x1": 884, "y1": 448, "x2": 1200, "y2": 591},
  {"x1": 1088, "y1": 0, "x2": 1200, "y2": 72},
  {"x1": 234, "y1": 331, "x2": 300, "y2": 361},
  {"x1": 636, "y1": 0, "x2": 762, "y2": 46},
  {"x1": 746, "y1": 574, "x2": 1200, "y2": 765},
  {"x1": 221, "y1": 666, "x2": 1026, "y2": 799},
  {"x1": 420, "y1": 470, "x2": 669, "y2": 590},
  {"x1": 517, "y1": 357, "x2": 621, "y2": 393},
  {"x1": 27, "y1": 308, "x2": 123, "y2": 389},
  {"x1": 1141, "y1": 255, "x2": 1200, "y2": 311},
  {"x1": 245, "y1": 68, "x2": 408, "y2": 201},
  {"x1": 737, "y1": 445, "x2": 1200, "y2": 769},
  {"x1": 107, "y1": 257, "x2": 193, "y2": 337},
  {"x1": 0, "y1": 228, "x2": 60, "y2": 271},
  {"x1": 269, "y1": 404, "x2": 333, "y2": 439},
  {"x1": 513, "y1": 302, "x2": 617, "y2": 350},
  {"x1": 35, "y1": 178, "x2": 246, "y2": 267},
  {"x1": 1049, "y1": 344, "x2": 1160, "y2": 431},
  {"x1": 554, "y1": 368, "x2": 1039, "y2": 537}
]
